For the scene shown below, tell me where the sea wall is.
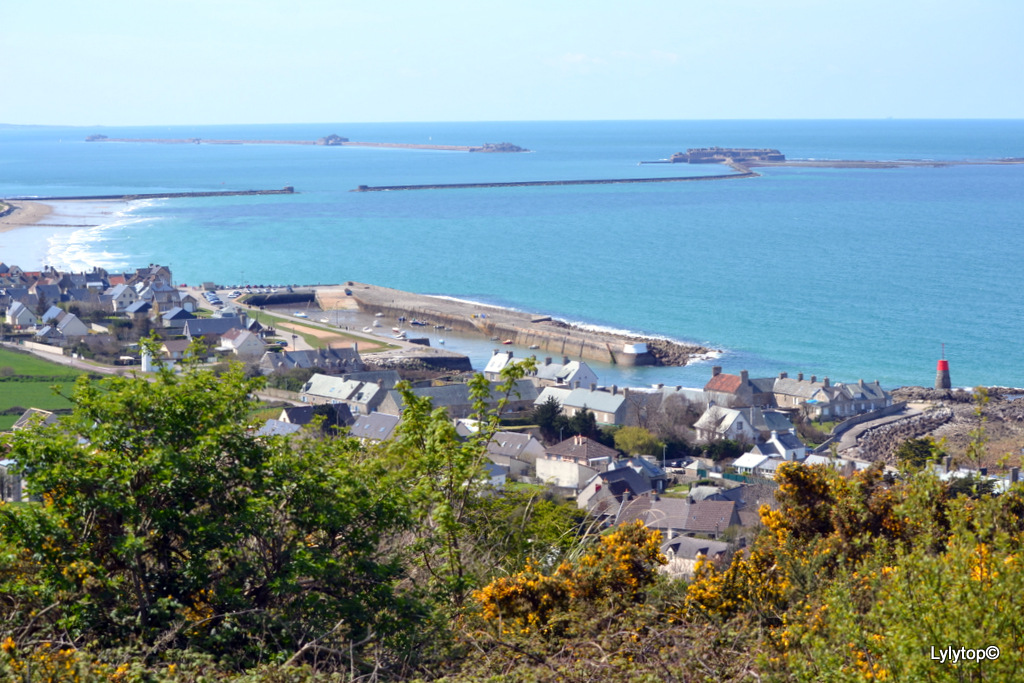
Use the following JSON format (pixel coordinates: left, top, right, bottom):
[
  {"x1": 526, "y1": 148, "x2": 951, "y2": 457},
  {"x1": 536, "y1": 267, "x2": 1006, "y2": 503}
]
[{"x1": 346, "y1": 282, "x2": 713, "y2": 367}]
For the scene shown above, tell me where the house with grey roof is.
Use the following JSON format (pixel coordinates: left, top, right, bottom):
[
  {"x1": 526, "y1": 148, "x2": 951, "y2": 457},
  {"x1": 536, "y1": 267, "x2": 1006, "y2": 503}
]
[
  {"x1": 378, "y1": 380, "x2": 538, "y2": 420},
  {"x1": 349, "y1": 412, "x2": 400, "y2": 443},
  {"x1": 105, "y1": 283, "x2": 139, "y2": 312},
  {"x1": 161, "y1": 307, "x2": 196, "y2": 331},
  {"x1": 577, "y1": 466, "x2": 654, "y2": 515},
  {"x1": 537, "y1": 435, "x2": 620, "y2": 492},
  {"x1": 300, "y1": 374, "x2": 385, "y2": 415},
  {"x1": 750, "y1": 430, "x2": 808, "y2": 462},
  {"x1": 693, "y1": 405, "x2": 759, "y2": 444},
  {"x1": 183, "y1": 317, "x2": 244, "y2": 343},
  {"x1": 532, "y1": 356, "x2": 599, "y2": 389},
  {"x1": 259, "y1": 346, "x2": 363, "y2": 375},
  {"x1": 561, "y1": 386, "x2": 628, "y2": 425},
  {"x1": 6, "y1": 301, "x2": 36, "y2": 328},
  {"x1": 218, "y1": 328, "x2": 266, "y2": 360},
  {"x1": 255, "y1": 419, "x2": 304, "y2": 438},
  {"x1": 55, "y1": 312, "x2": 88, "y2": 337}
]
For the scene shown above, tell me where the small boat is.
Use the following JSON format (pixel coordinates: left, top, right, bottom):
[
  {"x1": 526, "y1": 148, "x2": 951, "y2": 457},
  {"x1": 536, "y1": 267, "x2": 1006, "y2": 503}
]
[
  {"x1": 362, "y1": 326, "x2": 373, "y2": 333},
  {"x1": 434, "y1": 324, "x2": 445, "y2": 329},
  {"x1": 393, "y1": 327, "x2": 402, "y2": 334},
  {"x1": 502, "y1": 339, "x2": 513, "y2": 345},
  {"x1": 529, "y1": 344, "x2": 540, "y2": 349},
  {"x1": 397, "y1": 316, "x2": 406, "y2": 322},
  {"x1": 372, "y1": 320, "x2": 381, "y2": 327},
  {"x1": 393, "y1": 331, "x2": 407, "y2": 340},
  {"x1": 490, "y1": 336, "x2": 500, "y2": 341},
  {"x1": 375, "y1": 312, "x2": 384, "y2": 317},
  {"x1": 410, "y1": 319, "x2": 427, "y2": 326},
  {"x1": 438, "y1": 339, "x2": 445, "y2": 344},
  {"x1": 320, "y1": 317, "x2": 329, "y2": 323}
]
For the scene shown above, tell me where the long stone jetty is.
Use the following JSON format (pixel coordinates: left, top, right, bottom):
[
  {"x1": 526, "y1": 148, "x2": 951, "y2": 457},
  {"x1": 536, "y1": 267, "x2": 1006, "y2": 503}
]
[
  {"x1": 352, "y1": 170, "x2": 757, "y2": 192},
  {"x1": 6, "y1": 187, "x2": 296, "y2": 202},
  {"x1": 343, "y1": 282, "x2": 715, "y2": 367}
]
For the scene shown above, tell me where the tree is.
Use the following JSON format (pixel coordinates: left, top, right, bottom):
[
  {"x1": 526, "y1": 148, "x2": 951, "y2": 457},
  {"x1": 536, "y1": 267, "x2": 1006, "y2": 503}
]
[
  {"x1": 0, "y1": 352, "x2": 413, "y2": 672},
  {"x1": 613, "y1": 425, "x2": 663, "y2": 456},
  {"x1": 532, "y1": 394, "x2": 566, "y2": 444},
  {"x1": 894, "y1": 436, "x2": 944, "y2": 470}
]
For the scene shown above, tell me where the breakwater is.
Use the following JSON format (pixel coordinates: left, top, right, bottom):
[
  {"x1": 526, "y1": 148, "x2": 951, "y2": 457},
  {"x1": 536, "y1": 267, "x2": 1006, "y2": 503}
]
[
  {"x1": 341, "y1": 282, "x2": 715, "y2": 367},
  {"x1": 352, "y1": 170, "x2": 758, "y2": 192},
  {"x1": 5, "y1": 187, "x2": 295, "y2": 202}
]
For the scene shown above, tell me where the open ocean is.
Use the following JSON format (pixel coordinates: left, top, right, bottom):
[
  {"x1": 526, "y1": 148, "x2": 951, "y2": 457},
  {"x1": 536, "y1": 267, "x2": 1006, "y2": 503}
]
[{"x1": 2, "y1": 120, "x2": 1023, "y2": 389}]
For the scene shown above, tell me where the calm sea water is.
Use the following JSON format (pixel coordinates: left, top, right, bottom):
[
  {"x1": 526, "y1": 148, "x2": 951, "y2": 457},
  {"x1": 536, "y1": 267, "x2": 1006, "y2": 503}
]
[{"x1": 2, "y1": 120, "x2": 1023, "y2": 389}]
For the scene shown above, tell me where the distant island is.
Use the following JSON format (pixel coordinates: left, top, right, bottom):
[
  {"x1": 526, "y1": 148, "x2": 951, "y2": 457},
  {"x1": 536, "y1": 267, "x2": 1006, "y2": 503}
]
[
  {"x1": 85, "y1": 134, "x2": 529, "y2": 153},
  {"x1": 641, "y1": 146, "x2": 1024, "y2": 169}
]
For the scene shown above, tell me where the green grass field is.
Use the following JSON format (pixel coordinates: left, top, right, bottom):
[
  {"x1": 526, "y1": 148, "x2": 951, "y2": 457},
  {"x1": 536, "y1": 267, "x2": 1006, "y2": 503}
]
[{"x1": 0, "y1": 347, "x2": 86, "y2": 431}]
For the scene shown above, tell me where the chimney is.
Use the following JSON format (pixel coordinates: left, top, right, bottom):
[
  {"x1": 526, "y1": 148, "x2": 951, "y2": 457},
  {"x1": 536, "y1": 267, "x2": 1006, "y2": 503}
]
[
  {"x1": 823, "y1": 377, "x2": 830, "y2": 388},
  {"x1": 623, "y1": 387, "x2": 630, "y2": 399},
  {"x1": 353, "y1": 342, "x2": 358, "y2": 354},
  {"x1": 740, "y1": 370, "x2": 749, "y2": 383},
  {"x1": 545, "y1": 357, "x2": 552, "y2": 366},
  {"x1": 657, "y1": 383, "x2": 664, "y2": 389},
  {"x1": 811, "y1": 375, "x2": 817, "y2": 383},
  {"x1": 798, "y1": 372, "x2": 803, "y2": 381},
  {"x1": 712, "y1": 365, "x2": 722, "y2": 377},
  {"x1": 779, "y1": 371, "x2": 787, "y2": 379},
  {"x1": 611, "y1": 385, "x2": 617, "y2": 395},
  {"x1": 562, "y1": 355, "x2": 569, "y2": 365},
  {"x1": 590, "y1": 383, "x2": 597, "y2": 391},
  {"x1": 492, "y1": 349, "x2": 499, "y2": 356},
  {"x1": 1011, "y1": 467, "x2": 1019, "y2": 483}
]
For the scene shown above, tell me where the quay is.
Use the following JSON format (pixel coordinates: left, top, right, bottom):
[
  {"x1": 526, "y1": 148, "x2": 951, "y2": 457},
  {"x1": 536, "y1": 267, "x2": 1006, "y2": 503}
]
[
  {"x1": 340, "y1": 282, "x2": 714, "y2": 367},
  {"x1": 352, "y1": 170, "x2": 757, "y2": 192},
  {"x1": 5, "y1": 187, "x2": 296, "y2": 202}
]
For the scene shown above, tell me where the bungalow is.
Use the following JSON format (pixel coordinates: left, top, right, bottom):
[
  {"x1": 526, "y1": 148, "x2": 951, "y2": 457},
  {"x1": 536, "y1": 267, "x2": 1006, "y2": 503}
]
[
  {"x1": 732, "y1": 452, "x2": 769, "y2": 476},
  {"x1": 160, "y1": 339, "x2": 192, "y2": 360}
]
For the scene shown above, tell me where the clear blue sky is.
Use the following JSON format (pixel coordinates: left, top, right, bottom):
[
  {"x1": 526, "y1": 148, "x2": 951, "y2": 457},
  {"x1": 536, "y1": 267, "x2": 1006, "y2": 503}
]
[{"x1": 3, "y1": 0, "x2": 1022, "y2": 125}]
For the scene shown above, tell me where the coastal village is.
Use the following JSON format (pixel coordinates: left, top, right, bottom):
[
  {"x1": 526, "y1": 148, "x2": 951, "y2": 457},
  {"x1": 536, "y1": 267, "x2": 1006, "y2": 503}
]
[{"x1": 2, "y1": 262, "x2": 1022, "y2": 575}]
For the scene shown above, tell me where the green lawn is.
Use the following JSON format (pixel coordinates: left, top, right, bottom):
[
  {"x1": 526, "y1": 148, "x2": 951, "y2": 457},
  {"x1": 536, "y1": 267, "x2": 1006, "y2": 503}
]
[
  {"x1": 253, "y1": 311, "x2": 397, "y2": 353},
  {"x1": 0, "y1": 347, "x2": 86, "y2": 431}
]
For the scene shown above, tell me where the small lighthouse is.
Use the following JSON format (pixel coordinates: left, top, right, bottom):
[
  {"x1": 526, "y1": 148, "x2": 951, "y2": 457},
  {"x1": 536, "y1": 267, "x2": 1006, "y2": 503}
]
[{"x1": 935, "y1": 345, "x2": 951, "y2": 390}]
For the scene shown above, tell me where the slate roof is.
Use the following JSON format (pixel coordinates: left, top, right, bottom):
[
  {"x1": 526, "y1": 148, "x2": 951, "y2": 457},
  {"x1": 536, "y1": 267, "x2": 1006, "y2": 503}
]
[
  {"x1": 545, "y1": 436, "x2": 619, "y2": 464},
  {"x1": 488, "y1": 431, "x2": 538, "y2": 458},
  {"x1": 349, "y1": 412, "x2": 400, "y2": 442},
  {"x1": 562, "y1": 387, "x2": 625, "y2": 415},
  {"x1": 183, "y1": 317, "x2": 244, "y2": 339},
  {"x1": 124, "y1": 300, "x2": 152, "y2": 315}
]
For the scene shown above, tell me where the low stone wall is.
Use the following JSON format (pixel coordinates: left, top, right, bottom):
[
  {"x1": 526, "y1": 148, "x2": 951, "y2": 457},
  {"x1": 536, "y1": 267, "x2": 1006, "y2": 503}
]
[
  {"x1": 22, "y1": 341, "x2": 66, "y2": 357},
  {"x1": 851, "y1": 408, "x2": 955, "y2": 465}
]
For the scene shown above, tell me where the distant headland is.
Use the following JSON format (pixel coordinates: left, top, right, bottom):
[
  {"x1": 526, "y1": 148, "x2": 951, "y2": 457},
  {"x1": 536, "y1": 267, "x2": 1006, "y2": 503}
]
[
  {"x1": 641, "y1": 146, "x2": 1024, "y2": 169},
  {"x1": 84, "y1": 134, "x2": 528, "y2": 154}
]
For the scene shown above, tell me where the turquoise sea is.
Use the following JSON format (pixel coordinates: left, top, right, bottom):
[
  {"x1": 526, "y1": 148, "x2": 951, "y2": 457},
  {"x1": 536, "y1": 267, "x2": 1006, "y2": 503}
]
[{"x1": 2, "y1": 120, "x2": 1023, "y2": 389}]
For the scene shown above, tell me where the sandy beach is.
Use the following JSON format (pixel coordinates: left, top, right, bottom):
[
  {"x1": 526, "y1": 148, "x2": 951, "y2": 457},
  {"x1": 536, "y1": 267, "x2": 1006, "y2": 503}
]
[{"x1": 0, "y1": 200, "x2": 53, "y2": 233}]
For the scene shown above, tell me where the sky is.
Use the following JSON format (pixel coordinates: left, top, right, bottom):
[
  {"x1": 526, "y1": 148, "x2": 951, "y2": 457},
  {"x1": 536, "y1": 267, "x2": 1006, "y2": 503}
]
[{"x1": 2, "y1": 0, "x2": 1023, "y2": 125}]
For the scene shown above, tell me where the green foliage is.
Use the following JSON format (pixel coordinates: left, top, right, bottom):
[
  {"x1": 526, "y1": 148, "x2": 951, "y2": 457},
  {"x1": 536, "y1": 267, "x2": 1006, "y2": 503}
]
[
  {"x1": 701, "y1": 438, "x2": 749, "y2": 463},
  {"x1": 893, "y1": 435, "x2": 944, "y2": 470},
  {"x1": 0, "y1": 358, "x2": 413, "y2": 673},
  {"x1": 613, "y1": 425, "x2": 663, "y2": 456}
]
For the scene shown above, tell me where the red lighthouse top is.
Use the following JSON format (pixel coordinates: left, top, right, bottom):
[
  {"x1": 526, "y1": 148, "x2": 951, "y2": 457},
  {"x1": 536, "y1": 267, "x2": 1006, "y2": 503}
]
[{"x1": 937, "y1": 359, "x2": 950, "y2": 371}]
